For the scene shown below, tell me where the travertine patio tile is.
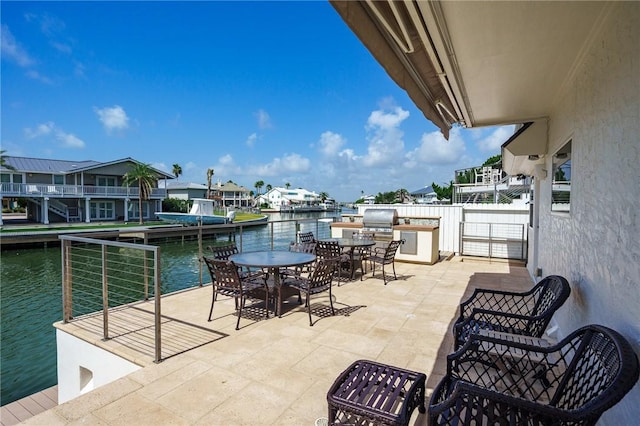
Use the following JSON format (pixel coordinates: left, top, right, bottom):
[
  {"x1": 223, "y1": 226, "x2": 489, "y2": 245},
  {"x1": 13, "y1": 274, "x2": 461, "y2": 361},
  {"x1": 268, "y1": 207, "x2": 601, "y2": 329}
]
[{"x1": 41, "y1": 257, "x2": 532, "y2": 425}]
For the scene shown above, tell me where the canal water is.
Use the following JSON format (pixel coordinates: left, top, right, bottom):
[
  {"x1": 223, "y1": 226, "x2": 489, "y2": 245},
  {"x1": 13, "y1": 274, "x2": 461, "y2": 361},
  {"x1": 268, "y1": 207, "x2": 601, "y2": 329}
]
[{"x1": 0, "y1": 210, "x2": 349, "y2": 405}]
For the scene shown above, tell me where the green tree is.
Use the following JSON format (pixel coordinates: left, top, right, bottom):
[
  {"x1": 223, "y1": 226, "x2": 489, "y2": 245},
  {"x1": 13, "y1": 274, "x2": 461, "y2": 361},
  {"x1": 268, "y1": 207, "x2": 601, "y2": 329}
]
[
  {"x1": 319, "y1": 191, "x2": 329, "y2": 202},
  {"x1": 285, "y1": 182, "x2": 291, "y2": 189},
  {"x1": 254, "y1": 180, "x2": 264, "y2": 195},
  {"x1": 266, "y1": 184, "x2": 273, "y2": 192},
  {"x1": 431, "y1": 181, "x2": 453, "y2": 204},
  {"x1": 122, "y1": 163, "x2": 157, "y2": 225},
  {"x1": 0, "y1": 150, "x2": 16, "y2": 171},
  {"x1": 172, "y1": 163, "x2": 182, "y2": 180}
]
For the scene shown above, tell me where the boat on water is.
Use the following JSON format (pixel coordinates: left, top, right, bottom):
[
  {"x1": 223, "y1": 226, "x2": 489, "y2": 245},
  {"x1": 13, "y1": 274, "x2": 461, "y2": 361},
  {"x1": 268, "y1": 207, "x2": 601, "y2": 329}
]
[{"x1": 156, "y1": 198, "x2": 233, "y2": 225}]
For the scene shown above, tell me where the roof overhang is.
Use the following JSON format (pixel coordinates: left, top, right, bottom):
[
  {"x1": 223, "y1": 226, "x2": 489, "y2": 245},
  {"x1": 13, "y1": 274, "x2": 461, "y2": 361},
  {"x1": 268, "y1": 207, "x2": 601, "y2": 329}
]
[
  {"x1": 330, "y1": 1, "x2": 610, "y2": 138},
  {"x1": 501, "y1": 119, "x2": 548, "y2": 176}
]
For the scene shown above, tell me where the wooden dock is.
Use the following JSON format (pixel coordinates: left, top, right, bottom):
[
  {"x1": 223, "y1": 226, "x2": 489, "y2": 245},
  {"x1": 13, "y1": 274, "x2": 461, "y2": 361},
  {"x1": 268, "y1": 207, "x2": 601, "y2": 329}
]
[{"x1": 0, "y1": 386, "x2": 57, "y2": 425}]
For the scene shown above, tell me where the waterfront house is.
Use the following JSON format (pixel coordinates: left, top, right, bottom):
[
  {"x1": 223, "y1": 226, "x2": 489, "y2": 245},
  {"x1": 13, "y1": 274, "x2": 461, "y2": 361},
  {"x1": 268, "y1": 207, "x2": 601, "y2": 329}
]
[
  {"x1": 332, "y1": 1, "x2": 639, "y2": 422},
  {"x1": 210, "y1": 181, "x2": 253, "y2": 208},
  {"x1": 162, "y1": 181, "x2": 207, "y2": 200},
  {"x1": 410, "y1": 186, "x2": 437, "y2": 204},
  {"x1": 0, "y1": 156, "x2": 174, "y2": 225},
  {"x1": 257, "y1": 186, "x2": 320, "y2": 210}
]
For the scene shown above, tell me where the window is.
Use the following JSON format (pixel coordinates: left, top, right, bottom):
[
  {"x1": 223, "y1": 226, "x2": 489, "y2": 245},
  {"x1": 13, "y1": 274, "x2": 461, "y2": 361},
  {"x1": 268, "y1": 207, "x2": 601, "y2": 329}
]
[
  {"x1": 128, "y1": 201, "x2": 150, "y2": 220},
  {"x1": 90, "y1": 201, "x2": 114, "y2": 219},
  {"x1": 551, "y1": 140, "x2": 571, "y2": 212},
  {"x1": 97, "y1": 176, "x2": 116, "y2": 186},
  {"x1": 53, "y1": 175, "x2": 64, "y2": 184}
]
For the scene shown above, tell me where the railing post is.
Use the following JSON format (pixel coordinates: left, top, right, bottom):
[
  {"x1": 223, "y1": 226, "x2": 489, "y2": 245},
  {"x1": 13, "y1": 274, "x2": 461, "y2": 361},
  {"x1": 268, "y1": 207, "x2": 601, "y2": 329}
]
[
  {"x1": 154, "y1": 247, "x2": 162, "y2": 363},
  {"x1": 102, "y1": 244, "x2": 109, "y2": 340},
  {"x1": 62, "y1": 240, "x2": 73, "y2": 323}
]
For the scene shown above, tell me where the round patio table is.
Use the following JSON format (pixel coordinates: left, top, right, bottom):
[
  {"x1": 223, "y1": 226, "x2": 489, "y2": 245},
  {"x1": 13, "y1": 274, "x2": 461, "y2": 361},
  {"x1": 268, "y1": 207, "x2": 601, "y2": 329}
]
[
  {"x1": 319, "y1": 238, "x2": 376, "y2": 280},
  {"x1": 229, "y1": 250, "x2": 316, "y2": 317}
]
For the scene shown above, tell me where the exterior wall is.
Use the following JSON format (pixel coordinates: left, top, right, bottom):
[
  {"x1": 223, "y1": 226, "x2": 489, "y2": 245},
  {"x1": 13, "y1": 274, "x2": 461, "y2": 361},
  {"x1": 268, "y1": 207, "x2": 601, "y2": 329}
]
[
  {"x1": 536, "y1": 4, "x2": 639, "y2": 423},
  {"x1": 56, "y1": 329, "x2": 140, "y2": 404}
]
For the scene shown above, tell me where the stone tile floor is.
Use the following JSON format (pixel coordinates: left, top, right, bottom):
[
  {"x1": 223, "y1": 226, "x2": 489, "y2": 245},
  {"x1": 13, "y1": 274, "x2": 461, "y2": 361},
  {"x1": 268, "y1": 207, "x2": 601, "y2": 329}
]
[{"x1": 22, "y1": 256, "x2": 532, "y2": 425}]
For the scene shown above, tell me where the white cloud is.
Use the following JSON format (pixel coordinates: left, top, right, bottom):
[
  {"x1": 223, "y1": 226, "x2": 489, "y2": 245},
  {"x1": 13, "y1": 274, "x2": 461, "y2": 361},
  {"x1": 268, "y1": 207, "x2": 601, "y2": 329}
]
[
  {"x1": 94, "y1": 105, "x2": 129, "y2": 133},
  {"x1": 24, "y1": 122, "x2": 55, "y2": 139},
  {"x1": 255, "y1": 109, "x2": 272, "y2": 129},
  {"x1": 255, "y1": 153, "x2": 311, "y2": 176},
  {"x1": 246, "y1": 133, "x2": 257, "y2": 147},
  {"x1": 476, "y1": 125, "x2": 516, "y2": 151},
  {"x1": 25, "y1": 70, "x2": 52, "y2": 84},
  {"x1": 361, "y1": 106, "x2": 409, "y2": 167},
  {"x1": 1, "y1": 25, "x2": 35, "y2": 67},
  {"x1": 318, "y1": 131, "x2": 346, "y2": 156},
  {"x1": 55, "y1": 130, "x2": 85, "y2": 148},
  {"x1": 24, "y1": 121, "x2": 84, "y2": 148},
  {"x1": 407, "y1": 127, "x2": 466, "y2": 165}
]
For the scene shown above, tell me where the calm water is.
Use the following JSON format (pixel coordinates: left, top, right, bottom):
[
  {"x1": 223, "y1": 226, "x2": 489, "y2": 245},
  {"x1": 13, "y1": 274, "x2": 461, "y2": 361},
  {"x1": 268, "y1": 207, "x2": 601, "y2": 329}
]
[{"x1": 0, "y1": 210, "x2": 348, "y2": 405}]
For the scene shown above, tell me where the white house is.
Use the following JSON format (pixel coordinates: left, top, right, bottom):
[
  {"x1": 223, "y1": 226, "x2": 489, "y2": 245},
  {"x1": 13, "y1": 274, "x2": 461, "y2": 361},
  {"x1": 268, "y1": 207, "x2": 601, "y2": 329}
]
[
  {"x1": 257, "y1": 187, "x2": 320, "y2": 210},
  {"x1": 332, "y1": 1, "x2": 640, "y2": 422}
]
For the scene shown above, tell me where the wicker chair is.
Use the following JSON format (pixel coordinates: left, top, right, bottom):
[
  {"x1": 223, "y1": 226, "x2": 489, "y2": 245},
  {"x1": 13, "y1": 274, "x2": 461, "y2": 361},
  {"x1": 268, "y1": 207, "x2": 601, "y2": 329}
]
[
  {"x1": 285, "y1": 257, "x2": 339, "y2": 326},
  {"x1": 298, "y1": 231, "x2": 316, "y2": 243},
  {"x1": 453, "y1": 275, "x2": 571, "y2": 350},
  {"x1": 202, "y1": 257, "x2": 272, "y2": 329},
  {"x1": 429, "y1": 324, "x2": 640, "y2": 425},
  {"x1": 368, "y1": 239, "x2": 403, "y2": 285}
]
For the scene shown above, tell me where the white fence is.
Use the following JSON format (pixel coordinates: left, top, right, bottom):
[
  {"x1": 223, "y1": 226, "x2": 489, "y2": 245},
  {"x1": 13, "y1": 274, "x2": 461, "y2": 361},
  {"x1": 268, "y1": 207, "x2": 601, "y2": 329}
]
[{"x1": 356, "y1": 204, "x2": 530, "y2": 257}]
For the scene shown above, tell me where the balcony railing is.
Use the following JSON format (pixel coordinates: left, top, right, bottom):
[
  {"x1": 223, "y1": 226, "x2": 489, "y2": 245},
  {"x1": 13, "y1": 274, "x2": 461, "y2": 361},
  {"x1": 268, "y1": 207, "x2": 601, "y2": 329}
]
[
  {"x1": 0, "y1": 183, "x2": 168, "y2": 199},
  {"x1": 58, "y1": 217, "x2": 335, "y2": 363}
]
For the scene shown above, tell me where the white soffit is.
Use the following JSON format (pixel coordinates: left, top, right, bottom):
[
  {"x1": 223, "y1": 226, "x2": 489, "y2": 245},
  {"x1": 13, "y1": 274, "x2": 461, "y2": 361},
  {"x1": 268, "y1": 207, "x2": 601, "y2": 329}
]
[{"x1": 501, "y1": 119, "x2": 548, "y2": 176}]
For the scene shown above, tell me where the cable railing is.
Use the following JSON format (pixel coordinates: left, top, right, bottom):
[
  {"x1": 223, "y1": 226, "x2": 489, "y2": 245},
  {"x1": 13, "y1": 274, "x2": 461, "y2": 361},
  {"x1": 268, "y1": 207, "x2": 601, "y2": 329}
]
[{"x1": 58, "y1": 217, "x2": 336, "y2": 362}]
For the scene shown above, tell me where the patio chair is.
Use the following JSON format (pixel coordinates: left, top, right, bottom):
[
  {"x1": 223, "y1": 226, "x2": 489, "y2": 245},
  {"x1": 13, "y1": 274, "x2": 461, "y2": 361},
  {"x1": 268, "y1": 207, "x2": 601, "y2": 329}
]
[
  {"x1": 202, "y1": 257, "x2": 272, "y2": 329},
  {"x1": 351, "y1": 231, "x2": 375, "y2": 280},
  {"x1": 368, "y1": 239, "x2": 403, "y2": 285},
  {"x1": 453, "y1": 275, "x2": 571, "y2": 350},
  {"x1": 315, "y1": 240, "x2": 350, "y2": 285},
  {"x1": 207, "y1": 243, "x2": 264, "y2": 280},
  {"x1": 429, "y1": 324, "x2": 639, "y2": 425},
  {"x1": 281, "y1": 241, "x2": 317, "y2": 280},
  {"x1": 285, "y1": 257, "x2": 339, "y2": 326},
  {"x1": 298, "y1": 231, "x2": 316, "y2": 243}
]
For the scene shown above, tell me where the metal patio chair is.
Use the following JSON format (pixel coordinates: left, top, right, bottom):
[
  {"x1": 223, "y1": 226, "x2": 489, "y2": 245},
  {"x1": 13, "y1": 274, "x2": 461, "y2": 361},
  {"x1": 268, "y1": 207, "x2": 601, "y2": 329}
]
[
  {"x1": 453, "y1": 275, "x2": 571, "y2": 349},
  {"x1": 429, "y1": 324, "x2": 640, "y2": 425},
  {"x1": 285, "y1": 257, "x2": 339, "y2": 326},
  {"x1": 368, "y1": 239, "x2": 403, "y2": 285}
]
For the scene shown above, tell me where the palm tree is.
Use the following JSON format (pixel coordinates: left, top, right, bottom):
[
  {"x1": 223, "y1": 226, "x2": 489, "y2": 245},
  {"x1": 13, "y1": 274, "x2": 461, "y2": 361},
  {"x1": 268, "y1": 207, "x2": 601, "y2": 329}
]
[
  {"x1": 122, "y1": 163, "x2": 157, "y2": 225},
  {"x1": 172, "y1": 163, "x2": 182, "y2": 180},
  {"x1": 206, "y1": 168, "x2": 214, "y2": 198},
  {"x1": 0, "y1": 150, "x2": 16, "y2": 171},
  {"x1": 266, "y1": 184, "x2": 272, "y2": 192},
  {"x1": 254, "y1": 180, "x2": 264, "y2": 195},
  {"x1": 319, "y1": 191, "x2": 329, "y2": 202},
  {"x1": 285, "y1": 182, "x2": 291, "y2": 189}
]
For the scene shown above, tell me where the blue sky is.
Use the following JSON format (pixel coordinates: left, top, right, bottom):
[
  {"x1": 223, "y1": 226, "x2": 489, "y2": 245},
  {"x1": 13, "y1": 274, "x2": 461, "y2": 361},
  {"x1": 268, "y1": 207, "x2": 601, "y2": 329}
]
[{"x1": 1, "y1": 1, "x2": 514, "y2": 201}]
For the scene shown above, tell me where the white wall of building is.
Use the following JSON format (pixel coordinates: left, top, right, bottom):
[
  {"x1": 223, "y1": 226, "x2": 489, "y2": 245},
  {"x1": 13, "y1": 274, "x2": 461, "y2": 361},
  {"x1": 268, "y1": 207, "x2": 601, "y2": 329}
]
[
  {"x1": 535, "y1": 4, "x2": 639, "y2": 423},
  {"x1": 56, "y1": 329, "x2": 141, "y2": 404}
]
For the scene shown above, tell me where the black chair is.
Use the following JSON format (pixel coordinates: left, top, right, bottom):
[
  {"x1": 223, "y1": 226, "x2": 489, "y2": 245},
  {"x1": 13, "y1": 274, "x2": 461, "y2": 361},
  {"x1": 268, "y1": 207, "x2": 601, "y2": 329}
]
[
  {"x1": 429, "y1": 324, "x2": 640, "y2": 425},
  {"x1": 351, "y1": 231, "x2": 375, "y2": 280},
  {"x1": 285, "y1": 257, "x2": 339, "y2": 326},
  {"x1": 453, "y1": 275, "x2": 571, "y2": 349},
  {"x1": 315, "y1": 240, "x2": 350, "y2": 285},
  {"x1": 281, "y1": 241, "x2": 317, "y2": 281},
  {"x1": 368, "y1": 239, "x2": 403, "y2": 284},
  {"x1": 202, "y1": 257, "x2": 271, "y2": 329},
  {"x1": 207, "y1": 243, "x2": 264, "y2": 280},
  {"x1": 298, "y1": 231, "x2": 315, "y2": 243}
]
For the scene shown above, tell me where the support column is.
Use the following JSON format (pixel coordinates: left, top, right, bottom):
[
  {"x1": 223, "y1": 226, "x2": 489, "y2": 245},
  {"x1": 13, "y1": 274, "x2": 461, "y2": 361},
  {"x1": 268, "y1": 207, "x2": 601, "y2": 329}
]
[
  {"x1": 124, "y1": 199, "x2": 129, "y2": 222},
  {"x1": 43, "y1": 197, "x2": 50, "y2": 225},
  {"x1": 85, "y1": 198, "x2": 91, "y2": 223}
]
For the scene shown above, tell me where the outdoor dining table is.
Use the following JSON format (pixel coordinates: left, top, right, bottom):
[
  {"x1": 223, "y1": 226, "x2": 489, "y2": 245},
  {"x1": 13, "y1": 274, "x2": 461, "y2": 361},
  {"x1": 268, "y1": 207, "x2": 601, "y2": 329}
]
[
  {"x1": 229, "y1": 250, "x2": 316, "y2": 317},
  {"x1": 320, "y1": 238, "x2": 376, "y2": 280}
]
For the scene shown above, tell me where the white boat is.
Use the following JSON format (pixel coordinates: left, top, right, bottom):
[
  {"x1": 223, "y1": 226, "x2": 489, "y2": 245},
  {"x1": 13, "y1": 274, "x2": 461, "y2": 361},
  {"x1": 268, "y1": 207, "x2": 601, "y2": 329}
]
[{"x1": 156, "y1": 198, "x2": 233, "y2": 225}]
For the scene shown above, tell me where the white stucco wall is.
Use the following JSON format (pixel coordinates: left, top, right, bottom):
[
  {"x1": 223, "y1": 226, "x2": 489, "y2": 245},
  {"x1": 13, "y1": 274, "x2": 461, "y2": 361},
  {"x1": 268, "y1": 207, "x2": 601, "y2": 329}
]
[
  {"x1": 536, "y1": 3, "x2": 639, "y2": 423},
  {"x1": 56, "y1": 329, "x2": 141, "y2": 404}
]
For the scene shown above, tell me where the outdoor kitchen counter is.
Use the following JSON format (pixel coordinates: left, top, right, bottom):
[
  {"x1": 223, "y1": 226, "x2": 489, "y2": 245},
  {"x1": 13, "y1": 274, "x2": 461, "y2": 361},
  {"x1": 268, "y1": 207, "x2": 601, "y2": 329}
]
[{"x1": 393, "y1": 224, "x2": 440, "y2": 265}]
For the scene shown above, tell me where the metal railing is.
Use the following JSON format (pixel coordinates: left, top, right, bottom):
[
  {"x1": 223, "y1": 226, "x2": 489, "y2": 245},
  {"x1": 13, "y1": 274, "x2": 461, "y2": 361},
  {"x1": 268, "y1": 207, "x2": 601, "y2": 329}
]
[
  {"x1": 1, "y1": 182, "x2": 167, "y2": 199},
  {"x1": 58, "y1": 217, "x2": 336, "y2": 362},
  {"x1": 60, "y1": 235, "x2": 162, "y2": 361},
  {"x1": 459, "y1": 221, "x2": 527, "y2": 260}
]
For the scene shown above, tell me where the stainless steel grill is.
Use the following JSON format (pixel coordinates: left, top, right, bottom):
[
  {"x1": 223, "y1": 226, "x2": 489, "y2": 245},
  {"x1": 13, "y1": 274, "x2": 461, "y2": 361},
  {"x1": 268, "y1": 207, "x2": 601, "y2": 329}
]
[{"x1": 362, "y1": 209, "x2": 398, "y2": 241}]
